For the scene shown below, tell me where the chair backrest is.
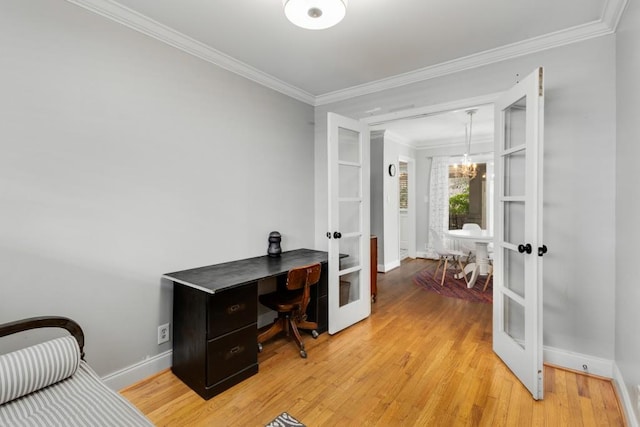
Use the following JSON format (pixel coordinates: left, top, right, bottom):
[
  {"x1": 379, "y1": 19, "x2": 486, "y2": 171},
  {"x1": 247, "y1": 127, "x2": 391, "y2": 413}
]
[
  {"x1": 285, "y1": 263, "x2": 322, "y2": 314},
  {"x1": 460, "y1": 223, "x2": 481, "y2": 252},
  {"x1": 462, "y1": 223, "x2": 481, "y2": 231},
  {"x1": 429, "y1": 228, "x2": 448, "y2": 254},
  {"x1": 285, "y1": 263, "x2": 321, "y2": 290}
]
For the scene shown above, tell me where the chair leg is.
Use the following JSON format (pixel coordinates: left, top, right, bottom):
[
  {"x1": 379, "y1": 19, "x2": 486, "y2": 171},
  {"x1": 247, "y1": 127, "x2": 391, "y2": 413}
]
[
  {"x1": 288, "y1": 317, "x2": 307, "y2": 358},
  {"x1": 296, "y1": 319, "x2": 319, "y2": 338},
  {"x1": 456, "y1": 257, "x2": 469, "y2": 287},
  {"x1": 483, "y1": 265, "x2": 493, "y2": 292},
  {"x1": 440, "y1": 258, "x2": 449, "y2": 286},
  {"x1": 257, "y1": 316, "x2": 286, "y2": 346},
  {"x1": 434, "y1": 257, "x2": 443, "y2": 280}
]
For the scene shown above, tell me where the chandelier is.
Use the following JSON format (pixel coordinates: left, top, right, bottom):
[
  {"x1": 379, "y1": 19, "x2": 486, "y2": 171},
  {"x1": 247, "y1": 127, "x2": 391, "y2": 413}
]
[
  {"x1": 283, "y1": 0, "x2": 347, "y2": 30},
  {"x1": 453, "y1": 109, "x2": 478, "y2": 180}
]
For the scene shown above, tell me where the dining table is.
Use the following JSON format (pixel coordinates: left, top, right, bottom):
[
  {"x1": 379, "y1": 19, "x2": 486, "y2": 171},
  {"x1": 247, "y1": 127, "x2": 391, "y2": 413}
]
[{"x1": 445, "y1": 229, "x2": 493, "y2": 289}]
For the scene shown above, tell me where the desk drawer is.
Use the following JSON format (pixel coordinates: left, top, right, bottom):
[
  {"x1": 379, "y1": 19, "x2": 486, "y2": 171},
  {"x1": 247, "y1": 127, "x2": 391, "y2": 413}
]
[
  {"x1": 206, "y1": 323, "x2": 257, "y2": 386},
  {"x1": 207, "y1": 283, "x2": 257, "y2": 339}
]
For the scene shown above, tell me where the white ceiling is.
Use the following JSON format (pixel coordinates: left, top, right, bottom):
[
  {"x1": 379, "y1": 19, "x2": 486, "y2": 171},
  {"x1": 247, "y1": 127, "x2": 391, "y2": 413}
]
[
  {"x1": 67, "y1": 0, "x2": 626, "y2": 142},
  {"x1": 381, "y1": 106, "x2": 495, "y2": 149}
]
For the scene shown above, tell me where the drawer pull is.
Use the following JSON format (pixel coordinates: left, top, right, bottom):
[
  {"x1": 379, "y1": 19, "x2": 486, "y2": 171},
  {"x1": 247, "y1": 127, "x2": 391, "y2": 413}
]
[
  {"x1": 228, "y1": 304, "x2": 241, "y2": 314},
  {"x1": 229, "y1": 346, "x2": 241, "y2": 354}
]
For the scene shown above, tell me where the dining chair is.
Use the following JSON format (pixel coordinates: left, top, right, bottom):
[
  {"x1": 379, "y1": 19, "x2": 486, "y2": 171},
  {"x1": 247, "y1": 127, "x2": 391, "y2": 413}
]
[{"x1": 430, "y1": 228, "x2": 468, "y2": 287}]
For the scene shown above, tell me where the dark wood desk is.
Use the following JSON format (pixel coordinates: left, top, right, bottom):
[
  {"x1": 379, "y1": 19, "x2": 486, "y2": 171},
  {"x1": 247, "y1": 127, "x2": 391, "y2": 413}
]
[{"x1": 163, "y1": 249, "x2": 329, "y2": 400}]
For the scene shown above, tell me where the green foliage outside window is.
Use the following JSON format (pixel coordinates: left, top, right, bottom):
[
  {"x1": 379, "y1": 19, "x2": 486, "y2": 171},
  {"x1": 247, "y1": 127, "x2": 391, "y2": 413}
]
[{"x1": 449, "y1": 192, "x2": 469, "y2": 215}]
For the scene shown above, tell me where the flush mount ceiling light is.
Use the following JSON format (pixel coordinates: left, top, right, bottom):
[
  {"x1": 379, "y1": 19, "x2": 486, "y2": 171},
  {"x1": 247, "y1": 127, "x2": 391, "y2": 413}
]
[{"x1": 283, "y1": 0, "x2": 347, "y2": 30}]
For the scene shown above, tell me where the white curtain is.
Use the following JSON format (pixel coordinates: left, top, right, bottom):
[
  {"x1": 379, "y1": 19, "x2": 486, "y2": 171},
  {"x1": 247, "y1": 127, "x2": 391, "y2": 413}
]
[{"x1": 426, "y1": 156, "x2": 450, "y2": 259}]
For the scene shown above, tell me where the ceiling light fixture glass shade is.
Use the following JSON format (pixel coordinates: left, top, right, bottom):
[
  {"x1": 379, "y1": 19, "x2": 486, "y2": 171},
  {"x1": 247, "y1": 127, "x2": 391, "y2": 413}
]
[{"x1": 283, "y1": 0, "x2": 347, "y2": 30}]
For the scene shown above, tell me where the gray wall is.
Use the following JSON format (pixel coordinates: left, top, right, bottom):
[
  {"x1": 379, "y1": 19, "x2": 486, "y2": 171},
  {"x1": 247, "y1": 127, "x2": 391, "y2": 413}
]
[
  {"x1": 316, "y1": 35, "x2": 617, "y2": 360},
  {"x1": 0, "y1": 0, "x2": 315, "y2": 377},
  {"x1": 370, "y1": 131, "x2": 385, "y2": 267},
  {"x1": 616, "y1": 0, "x2": 640, "y2": 422},
  {"x1": 369, "y1": 131, "x2": 417, "y2": 271}
]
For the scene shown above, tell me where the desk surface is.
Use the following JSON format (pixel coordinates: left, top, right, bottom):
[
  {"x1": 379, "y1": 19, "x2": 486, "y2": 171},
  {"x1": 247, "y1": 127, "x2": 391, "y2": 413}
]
[{"x1": 163, "y1": 248, "x2": 328, "y2": 294}]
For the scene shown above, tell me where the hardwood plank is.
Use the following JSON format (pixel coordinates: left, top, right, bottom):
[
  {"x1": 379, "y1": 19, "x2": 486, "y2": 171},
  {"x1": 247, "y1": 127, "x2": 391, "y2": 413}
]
[{"x1": 121, "y1": 258, "x2": 625, "y2": 426}]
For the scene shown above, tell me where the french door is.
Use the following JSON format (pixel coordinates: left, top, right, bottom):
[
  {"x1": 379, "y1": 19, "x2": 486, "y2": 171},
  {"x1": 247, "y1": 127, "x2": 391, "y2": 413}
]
[
  {"x1": 327, "y1": 112, "x2": 371, "y2": 335},
  {"x1": 493, "y1": 67, "x2": 546, "y2": 399}
]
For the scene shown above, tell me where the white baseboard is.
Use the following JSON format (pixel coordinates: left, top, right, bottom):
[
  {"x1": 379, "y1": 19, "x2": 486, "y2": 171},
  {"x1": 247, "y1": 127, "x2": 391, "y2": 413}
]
[
  {"x1": 102, "y1": 350, "x2": 172, "y2": 392},
  {"x1": 416, "y1": 251, "x2": 431, "y2": 259},
  {"x1": 543, "y1": 345, "x2": 613, "y2": 378},
  {"x1": 613, "y1": 362, "x2": 639, "y2": 427},
  {"x1": 543, "y1": 346, "x2": 639, "y2": 425},
  {"x1": 379, "y1": 260, "x2": 400, "y2": 273}
]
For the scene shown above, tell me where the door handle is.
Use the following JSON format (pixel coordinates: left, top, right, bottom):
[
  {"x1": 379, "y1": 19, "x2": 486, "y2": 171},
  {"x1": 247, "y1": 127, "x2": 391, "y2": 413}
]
[
  {"x1": 538, "y1": 245, "x2": 548, "y2": 257},
  {"x1": 333, "y1": 231, "x2": 342, "y2": 239},
  {"x1": 326, "y1": 232, "x2": 332, "y2": 239},
  {"x1": 518, "y1": 243, "x2": 532, "y2": 254}
]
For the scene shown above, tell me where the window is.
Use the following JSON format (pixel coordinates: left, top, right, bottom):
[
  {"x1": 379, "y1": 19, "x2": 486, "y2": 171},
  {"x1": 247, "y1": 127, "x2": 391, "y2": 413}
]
[
  {"x1": 399, "y1": 162, "x2": 408, "y2": 210},
  {"x1": 448, "y1": 157, "x2": 492, "y2": 230}
]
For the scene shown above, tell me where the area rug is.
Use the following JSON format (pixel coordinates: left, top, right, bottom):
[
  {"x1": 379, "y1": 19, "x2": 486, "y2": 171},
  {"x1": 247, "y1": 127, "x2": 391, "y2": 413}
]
[
  {"x1": 413, "y1": 262, "x2": 493, "y2": 304},
  {"x1": 265, "y1": 412, "x2": 305, "y2": 427}
]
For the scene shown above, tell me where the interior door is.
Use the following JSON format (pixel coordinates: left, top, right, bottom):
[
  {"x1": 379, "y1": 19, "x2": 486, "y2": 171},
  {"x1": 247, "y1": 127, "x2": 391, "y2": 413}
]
[
  {"x1": 327, "y1": 112, "x2": 371, "y2": 335},
  {"x1": 493, "y1": 67, "x2": 545, "y2": 399}
]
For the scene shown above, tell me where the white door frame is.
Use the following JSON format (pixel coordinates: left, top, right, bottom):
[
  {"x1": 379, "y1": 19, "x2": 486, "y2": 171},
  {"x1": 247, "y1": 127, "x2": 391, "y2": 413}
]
[
  {"x1": 362, "y1": 93, "x2": 501, "y2": 261},
  {"x1": 398, "y1": 155, "x2": 416, "y2": 259}
]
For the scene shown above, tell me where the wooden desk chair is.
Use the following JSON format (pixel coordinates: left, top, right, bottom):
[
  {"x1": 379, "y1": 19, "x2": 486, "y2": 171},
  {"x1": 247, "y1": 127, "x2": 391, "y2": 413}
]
[{"x1": 257, "y1": 263, "x2": 321, "y2": 358}]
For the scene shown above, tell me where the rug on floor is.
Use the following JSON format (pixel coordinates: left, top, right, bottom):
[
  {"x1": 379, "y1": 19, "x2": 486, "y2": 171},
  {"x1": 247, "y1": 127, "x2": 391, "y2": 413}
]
[
  {"x1": 265, "y1": 412, "x2": 305, "y2": 427},
  {"x1": 413, "y1": 262, "x2": 493, "y2": 304}
]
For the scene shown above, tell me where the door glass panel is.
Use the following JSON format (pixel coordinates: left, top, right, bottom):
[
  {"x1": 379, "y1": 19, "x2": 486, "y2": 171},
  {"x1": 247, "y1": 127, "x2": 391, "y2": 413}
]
[
  {"x1": 504, "y1": 201, "x2": 525, "y2": 245},
  {"x1": 503, "y1": 150, "x2": 526, "y2": 197},
  {"x1": 339, "y1": 164, "x2": 361, "y2": 198},
  {"x1": 339, "y1": 235, "x2": 361, "y2": 270},
  {"x1": 338, "y1": 270, "x2": 361, "y2": 307},
  {"x1": 504, "y1": 295, "x2": 525, "y2": 349},
  {"x1": 339, "y1": 127, "x2": 360, "y2": 163},
  {"x1": 504, "y1": 97, "x2": 526, "y2": 150},
  {"x1": 339, "y1": 201, "x2": 361, "y2": 235},
  {"x1": 504, "y1": 248, "x2": 525, "y2": 298}
]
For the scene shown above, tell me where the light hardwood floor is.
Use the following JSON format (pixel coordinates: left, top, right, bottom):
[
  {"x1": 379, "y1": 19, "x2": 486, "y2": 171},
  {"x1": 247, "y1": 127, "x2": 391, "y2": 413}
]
[{"x1": 121, "y1": 259, "x2": 626, "y2": 426}]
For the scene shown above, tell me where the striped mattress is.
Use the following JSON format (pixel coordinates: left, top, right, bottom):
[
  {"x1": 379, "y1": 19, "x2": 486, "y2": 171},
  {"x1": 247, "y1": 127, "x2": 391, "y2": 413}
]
[{"x1": 0, "y1": 360, "x2": 152, "y2": 426}]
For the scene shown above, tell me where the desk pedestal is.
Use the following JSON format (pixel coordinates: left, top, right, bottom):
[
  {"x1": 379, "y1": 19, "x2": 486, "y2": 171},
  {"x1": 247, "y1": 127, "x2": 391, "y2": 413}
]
[{"x1": 172, "y1": 283, "x2": 259, "y2": 400}]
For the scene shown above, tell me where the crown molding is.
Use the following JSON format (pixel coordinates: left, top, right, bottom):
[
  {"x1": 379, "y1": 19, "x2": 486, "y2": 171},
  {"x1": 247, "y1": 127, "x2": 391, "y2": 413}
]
[
  {"x1": 414, "y1": 135, "x2": 494, "y2": 150},
  {"x1": 66, "y1": 0, "x2": 626, "y2": 108},
  {"x1": 65, "y1": 0, "x2": 316, "y2": 105},
  {"x1": 602, "y1": 0, "x2": 629, "y2": 31},
  {"x1": 315, "y1": 0, "x2": 626, "y2": 106}
]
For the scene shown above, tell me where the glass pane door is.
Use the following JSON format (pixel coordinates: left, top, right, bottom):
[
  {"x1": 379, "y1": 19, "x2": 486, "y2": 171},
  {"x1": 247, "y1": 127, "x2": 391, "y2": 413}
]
[
  {"x1": 327, "y1": 113, "x2": 371, "y2": 334},
  {"x1": 493, "y1": 67, "x2": 545, "y2": 400}
]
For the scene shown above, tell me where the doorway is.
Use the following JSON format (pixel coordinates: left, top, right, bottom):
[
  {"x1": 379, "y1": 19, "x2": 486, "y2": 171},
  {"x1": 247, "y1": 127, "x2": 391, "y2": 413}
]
[{"x1": 367, "y1": 99, "x2": 496, "y2": 264}]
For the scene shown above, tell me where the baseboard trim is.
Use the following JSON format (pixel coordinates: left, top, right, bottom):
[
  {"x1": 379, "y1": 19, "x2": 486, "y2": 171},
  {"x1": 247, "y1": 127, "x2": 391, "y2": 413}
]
[
  {"x1": 102, "y1": 350, "x2": 172, "y2": 391},
  {"x1": 612, "y1": 362, "x2": 639, "y2": 427},
  {"x1": 380, "y1": 260, "x2": 401, "y2": 273},
  {"x1": 543, "y1": 345, "x2": 613, "y2": 378}
]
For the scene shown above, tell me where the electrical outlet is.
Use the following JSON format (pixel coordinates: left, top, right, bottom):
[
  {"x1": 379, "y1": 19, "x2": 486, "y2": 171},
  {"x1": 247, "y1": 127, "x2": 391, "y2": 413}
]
[{"x1": 157, "y1": 323, "x2": 170, "y2": 345}]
